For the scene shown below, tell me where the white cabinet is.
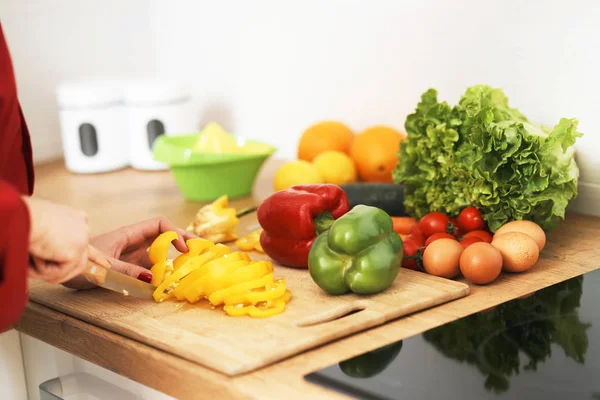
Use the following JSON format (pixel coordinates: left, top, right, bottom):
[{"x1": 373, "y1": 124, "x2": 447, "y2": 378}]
[
  {"x1": 19, "y1": 334, "x2": 175, "y2": 400},
  {"x1": 0, "y1": 330, "x2": 28, "y2": 399}
]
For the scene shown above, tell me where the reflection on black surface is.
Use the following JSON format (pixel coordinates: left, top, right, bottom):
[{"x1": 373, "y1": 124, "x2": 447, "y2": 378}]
[
  {"x1": 422, "y1": 275, "x2": 592, "y2": 393},
  {"x1": 339, "y1": 341, "x2": 404, "y2": 378}
]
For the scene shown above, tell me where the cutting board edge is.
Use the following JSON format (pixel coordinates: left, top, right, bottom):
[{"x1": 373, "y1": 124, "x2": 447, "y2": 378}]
[
  {"x1": 27, "y1": 295, "x2": 259, "y2": 376},
  {"x1": 381, "y1": 282, "x2": 470, "y2": 322}
]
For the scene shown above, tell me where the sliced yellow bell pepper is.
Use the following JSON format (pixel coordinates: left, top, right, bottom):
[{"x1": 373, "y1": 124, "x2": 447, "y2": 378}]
[
  {"x1": 195, "y1": 257, "x2": 253, "y2": 294},
  {"x1": 173, "y1": 238, "x2": 215, "y2": 271},
  {"x1": 235, "y1": 228, "x2": 264, "y2": 253},
  {"x1": 222, "y1": 278, "x2": 286, "y2": 306},
  {"x1": 148, "y1": 231, "x2": 179, "y2": 265},
  {"x1": 187, "y1": 237, "x2": 216, "y2": 253},
  {"x1": 184, "y1": 259, "x2": 250, "y2": 303},
  {"x1": 271, "y1": 289, "x2": 292, "y2": 305},
  {"x1": 208, "y1": 273, "x2": 274, "y2": 306},
  {"x1": 150, "y1": 259, "x2": 172, "y2": 286},
  {"x1": 153, "y1": 251, "x2": 226, "y2": 302},
  {"x1": 163, "y1": 269, "x2": 172, "y2": 281},
  {"x1": 223, "y1": 290, "x2": 291, "y2": 318},
  {"x1": 174, "y1": 250, "x2": 247, "y2": 300},
  {"x1": 172, "y1": 256, "x2": 215, "y2": 300},
  {"x1": 147, "y1": 229, "x2": 291, "y2": 317},
  {"x1": 186, "y1": 195, "x2": 239, "y2": 243},
  {"x1": 220, "y1": 260, "x2": 273, "y2": 288}
]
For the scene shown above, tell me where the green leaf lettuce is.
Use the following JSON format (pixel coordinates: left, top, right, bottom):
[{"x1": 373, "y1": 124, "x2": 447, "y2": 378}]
[{"x1": 393, "y1": 85, "x2": 582, "y2": 231}]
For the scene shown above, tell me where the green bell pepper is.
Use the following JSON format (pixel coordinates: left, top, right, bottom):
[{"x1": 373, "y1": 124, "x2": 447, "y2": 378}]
[{"x1": 307, "y1": 205, "x2": 404, "y2": 295}]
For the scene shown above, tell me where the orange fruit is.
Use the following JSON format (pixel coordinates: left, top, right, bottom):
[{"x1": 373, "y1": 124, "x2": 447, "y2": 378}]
[
  {"x1": 350, "y1": 126, "x2": 406, "y2": 183},
  {"x1": 297, "y1": 121, "x2": 354, "y2": 162}
]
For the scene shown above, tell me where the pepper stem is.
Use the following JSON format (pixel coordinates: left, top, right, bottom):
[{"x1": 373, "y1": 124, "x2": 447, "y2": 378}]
[{"x1": 314, "y1": 211, "x2": 335, "y2": 235}]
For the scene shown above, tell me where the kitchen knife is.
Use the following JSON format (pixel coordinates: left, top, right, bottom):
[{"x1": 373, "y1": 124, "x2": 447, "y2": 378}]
[{"x1": 82, "y1": 261, "x2": 156, "y2": 299}]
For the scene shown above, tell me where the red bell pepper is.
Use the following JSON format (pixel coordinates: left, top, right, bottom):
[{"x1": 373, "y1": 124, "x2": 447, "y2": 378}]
[{"x1": 257, "y1": 184, "x2": 350, "y2": 268}]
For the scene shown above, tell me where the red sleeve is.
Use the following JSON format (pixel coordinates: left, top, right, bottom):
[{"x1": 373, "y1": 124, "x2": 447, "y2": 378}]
[
  {"x1": 0, "y1": 23, "x2": 35, "y2": 332},
  {"x1": 0, "y1": 180, "x2": 31, "y2": 333}
]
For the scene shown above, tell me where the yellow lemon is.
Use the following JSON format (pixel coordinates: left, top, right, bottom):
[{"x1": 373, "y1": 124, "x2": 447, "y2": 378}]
[
  {"x1": 312, "y1": 151, "x2": 357, "y2": 185},
  {"x1": 273, "y1": 160, "x2": 324, "y2": 191}
]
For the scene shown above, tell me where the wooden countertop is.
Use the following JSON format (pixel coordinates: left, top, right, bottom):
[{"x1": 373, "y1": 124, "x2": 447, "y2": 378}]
[{"x1": 16, "y1": 158, "x2": 600, "y2": 400}]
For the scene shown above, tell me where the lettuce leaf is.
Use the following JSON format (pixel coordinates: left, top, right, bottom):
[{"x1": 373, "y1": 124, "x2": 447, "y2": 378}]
[{"x1": 393, "y1": 85, "x2": 582, "y2": 231}]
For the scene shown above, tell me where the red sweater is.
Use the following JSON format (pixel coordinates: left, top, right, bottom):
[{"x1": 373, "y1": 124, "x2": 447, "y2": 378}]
[{"x1": 0, "y1": 24, "x2": 35, "y2": 333}]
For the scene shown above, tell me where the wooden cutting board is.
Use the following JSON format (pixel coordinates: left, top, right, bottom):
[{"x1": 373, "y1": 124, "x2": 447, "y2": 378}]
[{"x1": 29, "y1": 217, "x2": 470, "y2": 376}]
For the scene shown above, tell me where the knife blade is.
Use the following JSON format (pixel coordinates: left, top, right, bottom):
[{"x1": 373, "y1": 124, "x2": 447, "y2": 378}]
[{"x1": 82, "y1": 261, "x2": 156, "y2": 299}]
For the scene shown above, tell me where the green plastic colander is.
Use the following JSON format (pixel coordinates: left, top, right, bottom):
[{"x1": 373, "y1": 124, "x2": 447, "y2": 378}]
[{"x1": 152, "y1": 134, "x2": 276, "y2": 202}]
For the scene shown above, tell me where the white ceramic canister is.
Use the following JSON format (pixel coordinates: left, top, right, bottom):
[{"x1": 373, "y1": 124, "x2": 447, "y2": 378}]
[
  {"x1": 56, "y1": 80, "x2": 129, "y2": 173},
  {"x1": 569, "y1": 134, "x2": 600, "y2": 217},
  {"x1": 123, "y1": 81, "x2": 194, "y2": 170}
]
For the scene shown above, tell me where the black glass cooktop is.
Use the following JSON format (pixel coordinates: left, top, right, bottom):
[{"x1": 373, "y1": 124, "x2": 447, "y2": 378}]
[{"x1": 305, "y1": 269, "x2": 600, "y2": 400}]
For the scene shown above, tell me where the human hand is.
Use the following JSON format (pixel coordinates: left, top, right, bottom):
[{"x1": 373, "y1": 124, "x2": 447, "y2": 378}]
[
  {"x1": 23, "y1": 196, "x2": 109, "y2": 284},
  {"x1": 63, "y1": 217, "x2": 196, "y2": 289}
]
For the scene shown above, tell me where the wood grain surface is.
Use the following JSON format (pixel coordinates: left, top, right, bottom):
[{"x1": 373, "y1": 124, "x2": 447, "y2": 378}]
[{"x1": 15, "y1": 158, "x2": 600, "y2": 399}]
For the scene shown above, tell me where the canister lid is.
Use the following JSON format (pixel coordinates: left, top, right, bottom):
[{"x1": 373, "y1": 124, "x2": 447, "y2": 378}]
[
  {"x1": 123, "y1": 80, "x2": 190, "y2": 106},
  {"x1": 56, "y1": 80, "x2": 123, "y2": 109}
]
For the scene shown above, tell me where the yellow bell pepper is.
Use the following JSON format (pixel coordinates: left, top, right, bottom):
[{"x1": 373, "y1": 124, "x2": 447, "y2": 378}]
[
  {"x1": 147, "y1": 228, "x2": 291, "y2": 318},
  {"x1": 269, "y1": 289, "x2": 292, "y2": 305},
  {"x1": 184, "y1": 259, "x2": 250, "y2": 303},
  {"x1": 223, "y1": 290, "x2": 291, "y2": 318},
  {"x1": 220, "y1": 260, "x2": 273, "y2": 288},
  {"x1": 173, "y1": 238, "x2": 215, "y2": 271},
  {"x1": 196, "y1": 258, "x2": 253, "y2": 294},
  {"x1": 150, "y1": 259, "x2": 174, "y2": 286},
  {"x1": 208, "y1": 273, "x2": 274, "y2": 306},
  {"x1": 235, "y1": 228, "x2": 264, "y2": 253},
  {"x1": 186, "y1": 195, "x2": 239, "y2": 243},
  {"x1": 174, "y1": 250, "x2": 244, "y2": 301},
  {"x1": 148, "y1": 231, "x2": 179, "y2": 265},
  {"x1": 222, "y1": 278, "x2": 286, "y2": 306},
  {"x1": 153, "y1": 250, "x2": 230, "y2": 302}
]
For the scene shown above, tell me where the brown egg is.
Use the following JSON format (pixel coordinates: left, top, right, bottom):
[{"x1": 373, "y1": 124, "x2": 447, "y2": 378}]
[
  {"x1": 459, "y1": 242, "x2": 503, "y2": 285},
  {"x1": 422, "y1": 238, "x2": 464, "y2": 279},
  {"x1": 494, "y1": 220, "x2": 546, "y2": 251},
  {"x1": 491, "y1": 232, "x2": 539, "y2": 273}
]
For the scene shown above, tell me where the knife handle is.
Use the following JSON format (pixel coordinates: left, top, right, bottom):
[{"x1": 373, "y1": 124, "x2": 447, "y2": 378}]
[{"x1": 82, "y1": 261, "x2": 109, "y2": 286}]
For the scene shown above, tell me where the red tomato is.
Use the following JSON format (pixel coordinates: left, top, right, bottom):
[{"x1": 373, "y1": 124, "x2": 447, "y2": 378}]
[
  {"x1": 409, "y1": 224, "x2": 426, "y2": 246},
  {"x1": 448, "y1": 217, "x2": 464, "y2": 237},
  {"x1": 418, "y1": 212, "x2": 450, "y2": 238},
  {"x1": 402, "y1": 238, "x2": 422, "y2": 270},
  {"x1": 463, "y1": 230, "x2": 493, "y2": 243},
  {"x1": 425, "y1": 232, "x2": 456, "y2": 246},
  {"x1": 459, "y1": 236, "x2": 484, "y2": 248},
  {"x1": 458, "y1": 206, "x2": 485, "y2": 232}
]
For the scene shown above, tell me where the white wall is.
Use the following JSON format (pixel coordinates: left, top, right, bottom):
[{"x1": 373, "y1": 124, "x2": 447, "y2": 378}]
[
  {"x1": 149, "y1": 0, "x2": 600, "y2": 176},
  {"x1": 4, "y1": 0, "x2": 600, "y2": 173},
  {"x1": 0, "y1": 0, "x2": 157, "y2": 164}
]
